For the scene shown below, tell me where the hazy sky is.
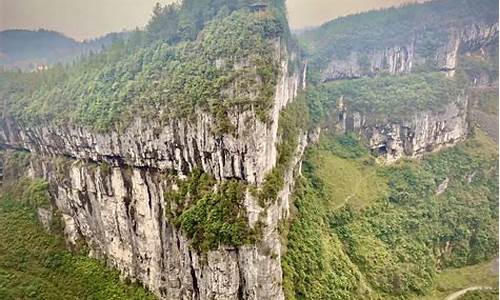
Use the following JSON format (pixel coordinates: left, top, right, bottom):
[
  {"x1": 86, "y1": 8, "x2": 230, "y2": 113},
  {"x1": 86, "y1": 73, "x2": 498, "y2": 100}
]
[{"x1": 1, "y1": 0, "x2": 423, "y2": 41}]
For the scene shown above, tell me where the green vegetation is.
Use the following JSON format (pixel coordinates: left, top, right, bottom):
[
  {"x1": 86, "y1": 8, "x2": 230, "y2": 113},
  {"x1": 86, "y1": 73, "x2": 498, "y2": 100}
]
[
  {"x1": 283, "y1": 128, "x2": 499, "y2": 299},
  {"x1": 2, "y1": 3, "x2": 288, "y2": 132},
  {"x1": 306, "y1": 72, "x2": 463, "y2": 124},
  {"x1": 0, "y1": 178, "x2": 155, "y2": 300},
  {"x1": 164, "y1": 169, "x2": 254, "y2": 252},
  {"x1": 416, "y1": 260, "x2": 498, "y2": 299},
  {"x1": 256, "y1": 93, "x2": 310, "y2": 206},
  {"x1": 461, "y1": 289, "x2": 499, "y2": 300},
  {"x1": 307, "y1": 135, "x2": 388, "y2": 210},
  {"x1": 459, "y1": 44, "x2": 499, "y2": 86},
  {"x1": 299, "y1": 0, "x2": 498, "y2": 76},
  {"x1": 282, "y1": 176, "x2": 372, "y2": 300}
]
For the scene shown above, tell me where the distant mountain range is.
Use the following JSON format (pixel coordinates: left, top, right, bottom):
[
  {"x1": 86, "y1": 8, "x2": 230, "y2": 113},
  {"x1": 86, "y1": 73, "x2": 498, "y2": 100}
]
[{"x1": 0, "y1": 29, "x2": 128, "y2": 70}]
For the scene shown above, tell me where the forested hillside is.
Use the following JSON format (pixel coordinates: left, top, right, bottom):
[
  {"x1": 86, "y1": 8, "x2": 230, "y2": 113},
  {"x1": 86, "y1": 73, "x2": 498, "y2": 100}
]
[
  {"x1": 0, "y1": 0, "x2": 498, "y2": 299},
  {"x1": 282, "y1": 0, "x2": 499, "y2": 299},
  {"x1": 1, "y1": 0, "x2": 290, "y2": 132}
]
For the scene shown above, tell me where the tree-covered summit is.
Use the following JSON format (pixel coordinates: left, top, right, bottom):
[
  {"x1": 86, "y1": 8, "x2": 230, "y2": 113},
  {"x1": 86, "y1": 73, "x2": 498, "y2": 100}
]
[{"x1": 1, "y1": 0, "x2": 291, "y2": 132}]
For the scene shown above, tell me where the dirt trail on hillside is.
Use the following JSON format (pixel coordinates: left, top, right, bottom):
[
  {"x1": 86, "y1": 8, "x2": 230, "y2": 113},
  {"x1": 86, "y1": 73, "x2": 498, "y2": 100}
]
[{"x1": 444, "y1": 286, "x2": 493, "y2": 300}]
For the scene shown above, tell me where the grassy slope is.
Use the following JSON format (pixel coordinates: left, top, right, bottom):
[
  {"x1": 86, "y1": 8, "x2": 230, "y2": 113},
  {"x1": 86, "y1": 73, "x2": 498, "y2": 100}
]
[
  {"x1": 308, "y1": 135, "x2": 388, "y2": 210},
  {"x1": 283, "y1": 128, "x2": 499, "y2": 299},
  {"x1": 0, "y1": 182, "x2": 155, "y2": 300},
  {"x1": 416, "y1": 260, "x2": 498, "y2": 299}
]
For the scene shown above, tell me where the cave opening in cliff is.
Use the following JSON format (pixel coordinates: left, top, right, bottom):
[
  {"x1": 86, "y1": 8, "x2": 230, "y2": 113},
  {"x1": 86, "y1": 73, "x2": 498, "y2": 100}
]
[{"x1": 375, "y1": 145, "x2": 388, "y2": 156}]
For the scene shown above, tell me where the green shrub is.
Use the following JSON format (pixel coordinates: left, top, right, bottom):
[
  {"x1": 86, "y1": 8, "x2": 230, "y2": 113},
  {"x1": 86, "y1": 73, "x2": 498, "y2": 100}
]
[{"x1": 164, "y1": 169, "x2": 254, "y2": 252}]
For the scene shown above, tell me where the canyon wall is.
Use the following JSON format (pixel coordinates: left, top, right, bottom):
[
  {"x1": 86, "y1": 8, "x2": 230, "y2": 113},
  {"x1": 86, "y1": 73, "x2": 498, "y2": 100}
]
[
  {"x1": 0, "y1": 40, "x2": 308, "y2": 300},
  {"x1": 333, "y1": 95, "x2": 469, "y2": 162},
  {"x1": 321, "y1": 22, "x2": 498, "y2": 82}
]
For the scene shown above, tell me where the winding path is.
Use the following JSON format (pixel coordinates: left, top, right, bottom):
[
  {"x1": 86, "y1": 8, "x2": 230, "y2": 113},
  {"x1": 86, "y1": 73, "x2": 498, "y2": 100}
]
[{"x1": 444, "y1": 286, "x2": 493, "y2": 300}]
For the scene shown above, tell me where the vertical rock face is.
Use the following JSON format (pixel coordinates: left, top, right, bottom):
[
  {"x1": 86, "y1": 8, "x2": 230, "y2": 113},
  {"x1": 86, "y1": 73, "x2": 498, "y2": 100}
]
[
  {"x1": 321, "y1": 22, "x2": 498, "y2": 82},
  {"x1": 334, "y1": 96, "x2": 469, "y2": 162},
  {"x1": 0, "y1": 41, "x2": 308, "y2": 299},
  {"x1": 322, "y1": 43, "x2": 416, "y2": 81}
]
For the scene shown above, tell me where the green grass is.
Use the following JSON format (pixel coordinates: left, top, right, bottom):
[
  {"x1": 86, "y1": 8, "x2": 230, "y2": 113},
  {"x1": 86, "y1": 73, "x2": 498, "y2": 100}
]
[
  {"x1": 415, "y1": 260, "x2": 499, "y2": 299},
  {"x1": 461, "y1": 289, "x2": 499, "y2": 300},
  {"x1": 0, "y1": 182, "x2": 155, "y2": 300},
  {"x1": 309, "y1": 149, "x2": 387, "y2": 210}
]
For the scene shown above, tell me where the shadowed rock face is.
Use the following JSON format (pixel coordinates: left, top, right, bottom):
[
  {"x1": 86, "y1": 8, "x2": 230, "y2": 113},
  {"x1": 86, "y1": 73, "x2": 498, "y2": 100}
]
[
  {"x1": 321, "y1": 22, "x2": 498, "y2": 82},
  {"x1": 0, "y1": 40, "x2": 309, "y2": 300},
  {"x1": 334, "y1": 95, "x2": 469, "y2": 162}
]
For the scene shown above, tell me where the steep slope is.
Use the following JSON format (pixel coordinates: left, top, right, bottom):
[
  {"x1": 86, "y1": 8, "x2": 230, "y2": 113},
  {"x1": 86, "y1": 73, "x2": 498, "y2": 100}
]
[
  {"x1": 0, "y1": 0, "x2": 498, "y2": 299},
  {"x1": 307, "y1": 73, "x2": 469, "y2": 162},
  {"x1": 0, "y1": 1, "x2": 308, "y2": 299},
  {"x1": 0, "y1": 158, "x2": 155, "y2": 299},
  {"x1": 299, "y1": 0, "x2": 498, "y2": 162}
]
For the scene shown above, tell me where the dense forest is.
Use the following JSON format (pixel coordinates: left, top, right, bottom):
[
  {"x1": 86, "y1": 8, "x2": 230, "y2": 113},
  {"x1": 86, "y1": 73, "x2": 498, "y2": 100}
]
[{"x1": 1, "y1": 0, "x2": 289, "y2": 132}]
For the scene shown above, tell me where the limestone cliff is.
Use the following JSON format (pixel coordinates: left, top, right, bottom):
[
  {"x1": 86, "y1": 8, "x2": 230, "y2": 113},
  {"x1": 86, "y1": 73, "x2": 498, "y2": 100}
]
[
  {"x1": 320, "y1": 22, "x2": 498, "y2": 82},
  {"x1": 0, "y1": 38, "x2": 308, "y2": 299},
  {"x1": 333, "y1": 95, "x2": 469, "y2": 162}
]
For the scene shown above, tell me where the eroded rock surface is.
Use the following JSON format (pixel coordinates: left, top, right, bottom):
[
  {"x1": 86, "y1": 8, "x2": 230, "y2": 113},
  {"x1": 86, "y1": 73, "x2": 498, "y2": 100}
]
[
  {"x1": 0, "y1": 41, "x2": 308, "y2": 300},
  {"x1": 321, "y1": 22, "x2": 498, "y2": 82},
  {"x1": 334, "y1": 96, "x2": 469, "y2": 162}
]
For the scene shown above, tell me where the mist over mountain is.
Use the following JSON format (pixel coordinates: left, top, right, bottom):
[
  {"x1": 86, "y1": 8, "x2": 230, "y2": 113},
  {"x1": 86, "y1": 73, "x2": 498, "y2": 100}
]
[{"x1": 0, "y1": 29, "x2": 128, "y2": 70}]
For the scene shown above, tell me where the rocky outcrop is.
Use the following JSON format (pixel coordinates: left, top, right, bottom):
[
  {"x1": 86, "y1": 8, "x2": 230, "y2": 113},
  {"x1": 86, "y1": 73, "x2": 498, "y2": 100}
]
[
  {"x1": 321, "y1": 22, "x2": 498, "y2": 82},
  {"x1": 0, "y1": 39, "x2": 308, "y2": 299},
  {"x1": 334, "y1": 96, "x2": 468, "y2": 162}
]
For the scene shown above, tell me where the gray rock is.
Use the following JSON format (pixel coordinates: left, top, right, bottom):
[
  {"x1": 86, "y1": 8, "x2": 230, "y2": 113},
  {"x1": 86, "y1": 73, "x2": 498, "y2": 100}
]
[
  {"x1": 1, "y1": 41, "x2": 308, "y2": 300},
  {"x1": 335, "y1": 95, "x2": 469, "y2": 162},
  {"x1": 321, "y1": 22, "x2": 498, "y2": 82}
]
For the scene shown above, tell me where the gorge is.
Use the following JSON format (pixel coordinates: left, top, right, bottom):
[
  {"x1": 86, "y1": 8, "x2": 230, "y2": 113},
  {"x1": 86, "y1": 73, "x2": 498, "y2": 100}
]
[{"x1": 0, "y1": 0, "x2": 498, "y2": 299}]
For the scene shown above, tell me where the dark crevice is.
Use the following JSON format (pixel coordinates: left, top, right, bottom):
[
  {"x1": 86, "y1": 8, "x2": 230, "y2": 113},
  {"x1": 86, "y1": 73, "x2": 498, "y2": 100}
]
[{"x1": 188, "y1": 251, "x2": 200, "y2": 299}]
